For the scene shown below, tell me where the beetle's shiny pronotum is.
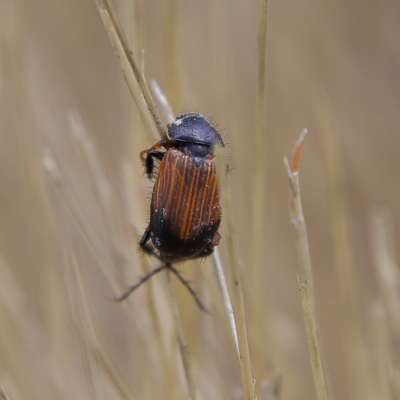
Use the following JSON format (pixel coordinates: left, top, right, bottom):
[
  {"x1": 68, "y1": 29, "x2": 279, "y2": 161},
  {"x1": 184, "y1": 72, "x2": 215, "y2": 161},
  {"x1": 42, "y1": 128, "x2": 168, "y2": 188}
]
[{"x1": 115, "y1": 113, "x2": 224, "y2": 309}]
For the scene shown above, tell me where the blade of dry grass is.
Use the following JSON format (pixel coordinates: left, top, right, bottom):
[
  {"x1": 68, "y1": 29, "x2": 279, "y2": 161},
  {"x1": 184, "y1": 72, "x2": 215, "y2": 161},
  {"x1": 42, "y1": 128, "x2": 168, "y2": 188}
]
[
  {"x1": 216, "y1": 147, "x2": 257, "y2": 400},
  {"x1": 251, "y1": 0, "x2": 269, "y2": 279},
  {"x1": 161, "y1": 0, "x2": 181, "y2": 112},
  {"x1": 67, "y1": 111, "x2": 114, "y2": 222},
  {"x1": 284, "y1": 130, "x2": 330, "y2": 400},
  {"x1": 94, "y1": 0, "x2": 166, "y2": 140},
  {"x1": 0, "y1": 383, "x2": 10, "y2": 400},
  {"x1": 64, "y1": 250, "x2": 105, "y2": 400},
  {"x1": 165, "y1": 271, "x2": 196, "y2": 400},
  {"x1": 284, "y1": 129, "x2": 314, "y2": 297},
  {"x1": 213, "y1": 248, "x2": 239, "y2": 353},
  {"x1": 249, "y1": 0, "x2": 273, "y2": 380},
  {"x1": 320, "y1": 107, "x2": 377, "y2": 399},
  {"x1": 371, "y1": 208, "x2": 400, "y2": 398},
  {"x1": 66, "y1": 248, "x2": 137, "y2": 400},
  {"x1": 42, "y1": 149, "x2": 121, "y2": 291},
  {"x1": 150, "y1": 80, "x2": 175, "y2": 122},
  {"x1": 297, "y1": 280, "x2": 329, "y2": 400}
]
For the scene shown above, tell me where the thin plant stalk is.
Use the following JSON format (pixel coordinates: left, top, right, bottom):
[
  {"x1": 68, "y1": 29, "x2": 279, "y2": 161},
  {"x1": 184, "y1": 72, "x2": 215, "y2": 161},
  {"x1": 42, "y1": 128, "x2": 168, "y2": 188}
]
[
  {"x1": 165, "y1": 272, "x2": 196, "y2": 400},
  {"x1": 150, "y1": 80, "x2": 175, "y2": 122},
  {"x1": 66, "y1": 249, "x2": 137, "y2": 400},
  {"x1": 161, "y1": 0, "x2": 181, "y2": 112},
  {"x1": 213, "y1": 248, "x2": 239, "y2": 354},
  {"x1": 42, "y1": 150, "x2": 121, "y2": 292},
  {"x1": 372, "y1": 209, "x2": 400, "y2": 342},
  {"x1": 217, "y1": 147, "x2": 257, "y2": 400},
  {"x1": 0, "y1": 383, "x2": 10, "y2": 400},
  {"x1": 284, "y1": 130, "x2": 330, "y2": 400},
  {"x1": 94, "y1": 0, "x2": 166, "y2": 140},
  {"x1": 320, "y1": 107, "x2": 376, "y2": 399},
  {"x1": 251, "y1": 0, "x2": 269, "y2": 276},
  {"x1": 298, "y1": 280, "x2": 329, "y2": 400},
  {"x1": 249, "y1": 0, "x2": 271, "y2": 377},
  {"x1": 371, "y1": 208, "x2": 400, "y2": 397},
  {"x1": 284, "y1": 129, "x2": 314, "y2": 297},
  {"x1": 67, "y1": 110, "x2": 118, "y2": 247}
]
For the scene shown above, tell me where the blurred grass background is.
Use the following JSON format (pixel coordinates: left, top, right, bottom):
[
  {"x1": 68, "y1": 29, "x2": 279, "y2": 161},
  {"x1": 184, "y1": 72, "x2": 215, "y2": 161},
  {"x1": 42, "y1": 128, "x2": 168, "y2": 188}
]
[{"x1": 1, "y1": 1, "x2": 400, "y2": 399}]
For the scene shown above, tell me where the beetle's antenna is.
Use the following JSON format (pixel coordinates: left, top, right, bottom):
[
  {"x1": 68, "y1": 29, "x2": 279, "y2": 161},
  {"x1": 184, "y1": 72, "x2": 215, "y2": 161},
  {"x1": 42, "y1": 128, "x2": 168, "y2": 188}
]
[
  {"x1": 111, "y1": 264, "x2": 167, "y2": 302},
  {"x1": 167, "y1": 264, "x2": 208, "y2": 312}
]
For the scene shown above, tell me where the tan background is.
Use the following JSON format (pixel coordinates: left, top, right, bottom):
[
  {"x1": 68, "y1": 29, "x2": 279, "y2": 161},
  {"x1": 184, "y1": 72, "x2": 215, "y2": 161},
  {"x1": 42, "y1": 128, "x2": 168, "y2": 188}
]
[{"x1": 1, "y1": 1, "x2": 399, "y2": 399}]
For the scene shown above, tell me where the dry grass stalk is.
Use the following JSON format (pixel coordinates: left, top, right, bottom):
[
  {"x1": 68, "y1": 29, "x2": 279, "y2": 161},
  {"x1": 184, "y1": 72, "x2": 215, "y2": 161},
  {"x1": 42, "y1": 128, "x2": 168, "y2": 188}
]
[
  {"x1": 66, "y1": 249, "x2": 137, "y2": 400},
  {"x1": 371, "y1": 208, "x2": 400, "y2": 398},
  {"x1": 68, "y1": 111, "x2": 115, "y2": 231},
  {"x1": 42, "y1": 150, "x2": 121, "y2": 291},
  {"x1": 217, "y1": 147, "x2": 257, "y2": 400},
  {"x1": 320, "y1": 108, "x2": 377, "y2": 399},
  {"x1": 165, "y1": 272, "x2": 196, "y2": 400},
  {"x1": 161, "y1": 0, "x2": 181, "y2": 112},
  {"x1": 213, "y1": 248, "x2": 239, "y2": 353},
  {"x1": 0, "y1": 383, "x2": 10, "y2": 400},
  {"x1": 150, "y1": 80, "x2": 175, "y2": 122},
  {"x1": 284, "y1": 129, "x2": 314, "y2": 296},
  {"x1": 284, "y1": 130, "x2": 330, "y2": 400},
  {"x1": 94, "y1": 0, "x2": 166, "y2": 140},
  {"x1": 251, "y1": 0, "x2": 269, "y2": 276},
  {"x1": 297, "y1": 280, "x2": 329, "y2": 400}
]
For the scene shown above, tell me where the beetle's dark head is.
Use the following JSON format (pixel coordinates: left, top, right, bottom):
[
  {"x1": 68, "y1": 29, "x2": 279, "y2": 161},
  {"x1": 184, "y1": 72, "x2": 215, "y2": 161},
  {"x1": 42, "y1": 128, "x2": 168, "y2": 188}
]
[{"x1": 168, "y1": 113, "x2": 225, "y2": 148}]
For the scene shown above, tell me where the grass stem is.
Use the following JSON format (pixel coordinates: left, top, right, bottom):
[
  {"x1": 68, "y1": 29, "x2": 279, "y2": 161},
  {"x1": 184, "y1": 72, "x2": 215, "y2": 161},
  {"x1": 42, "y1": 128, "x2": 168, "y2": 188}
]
[
  {"x1": 94, "y1": 0, "x2": 166, "y2": 140},
  {"x1": 284, "y1": 130, "x2": 330, "y2": 400}
]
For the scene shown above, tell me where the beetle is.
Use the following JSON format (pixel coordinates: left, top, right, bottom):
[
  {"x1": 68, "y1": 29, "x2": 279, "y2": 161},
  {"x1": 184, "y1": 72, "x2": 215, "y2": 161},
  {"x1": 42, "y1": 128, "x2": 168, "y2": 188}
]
[{"x1": 115, "y1": 113, "x2": 224, "y2": 309}]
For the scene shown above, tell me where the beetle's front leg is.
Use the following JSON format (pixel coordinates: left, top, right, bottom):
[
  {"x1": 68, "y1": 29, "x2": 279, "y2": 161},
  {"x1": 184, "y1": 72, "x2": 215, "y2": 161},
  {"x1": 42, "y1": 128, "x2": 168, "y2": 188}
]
[
  {"x1": 139, "y1": 140, "x2": 168, "y2": 178},
  {"x1": 143, "y1": 151, "x2": 164, "y2": 178},
  {"x1": 140, "y1": 139, "x2": 182, "y2": 178}
]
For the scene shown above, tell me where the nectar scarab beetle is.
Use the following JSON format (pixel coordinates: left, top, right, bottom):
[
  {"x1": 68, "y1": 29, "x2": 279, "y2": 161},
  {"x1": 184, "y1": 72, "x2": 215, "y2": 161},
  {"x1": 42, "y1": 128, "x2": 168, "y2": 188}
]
[{"x1": 115, "y1": 113, "x2": 225, "y2": 310}]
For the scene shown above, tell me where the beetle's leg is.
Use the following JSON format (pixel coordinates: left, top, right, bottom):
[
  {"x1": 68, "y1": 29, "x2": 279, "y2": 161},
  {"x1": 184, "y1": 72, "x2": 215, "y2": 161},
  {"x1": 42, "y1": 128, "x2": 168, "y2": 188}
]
[
  {"x1": 167, "y1": 264, "x2": 209, "y2": 313},
  {"x1": 109, "y1": 263, "x2": 208, "y2": 311},
  {"x1": 139, "y1": 226, "x2": 161, "y2": 259},
  {"x1": 143, "y1": 151, "x2": 164, "y2": 179},
  {"x1": 140, "y1": 139, "x2": 181, "y2": 178},
  {"x1": 139, "y1": 226, "x2": 151, "y2": 246},
  {"x1": 140, "y1": 139, "x2": 170, "y2": 163},
  {"x1": 114, "y1": 227, "x2": 208, "y2": 310},
  {"x1": 109, "y1": 227, "x2": 164, "y2": 302},
  {"x1": 111, "y1": 264, "x2": 167, "y2": 301}
]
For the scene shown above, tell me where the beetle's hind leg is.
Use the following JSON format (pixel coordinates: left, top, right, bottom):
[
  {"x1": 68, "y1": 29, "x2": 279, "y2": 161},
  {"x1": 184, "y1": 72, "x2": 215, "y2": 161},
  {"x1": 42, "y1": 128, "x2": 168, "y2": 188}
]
[
  {"x1": 166, "y1": 264, "x2": 209, "y2": 312},
  {"x1": 113, "y1": 227, "x2": 209, "y2": 310},
  {"x1": 110, "y1": 263, "x2": 208, "y2": 311},
  {"x1": 111, "y1": 264, "x2": 167, "y2": 302},
  {"x1": 110, "y1": 227, "x2": 163, "y2": 302}
]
